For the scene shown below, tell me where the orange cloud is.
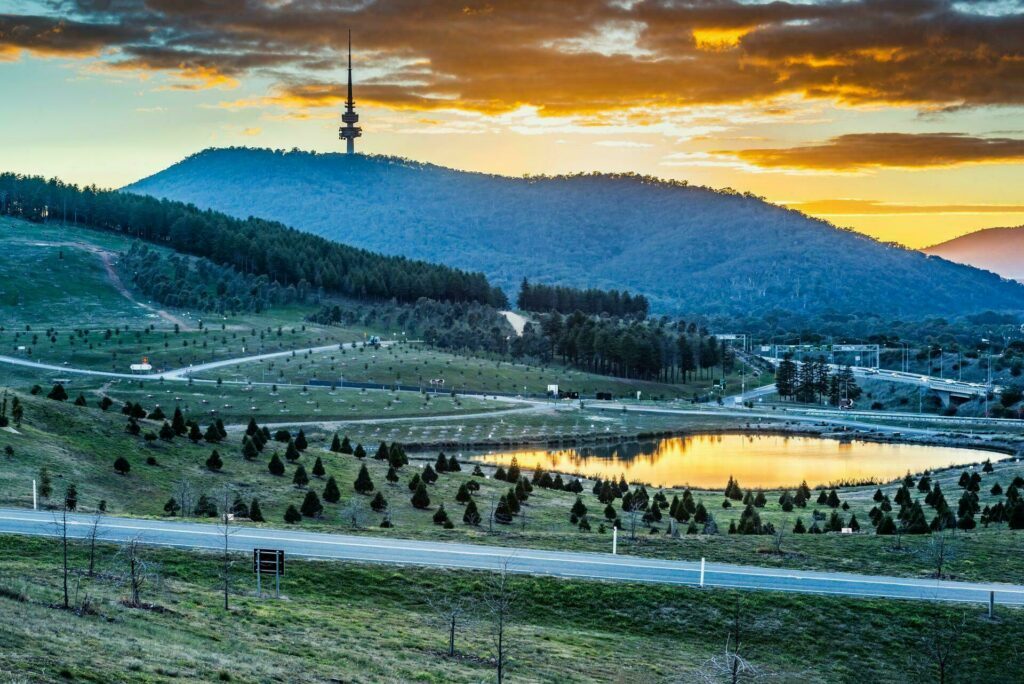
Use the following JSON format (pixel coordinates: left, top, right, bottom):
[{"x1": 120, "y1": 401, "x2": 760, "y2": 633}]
[
  {"x1": 717, "y1": 133, "x2": 1024, "y2": 170},
  {"x1": 787, "y1": 199, "x2": 1024, "y2": 215},
  {"x1": 4, "y1": 1, "x2": 1024, "y2": 116}
]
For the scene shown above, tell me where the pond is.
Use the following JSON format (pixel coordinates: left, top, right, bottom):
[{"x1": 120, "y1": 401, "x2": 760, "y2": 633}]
[{"x1": 473, "y1": 434, "x2": 992, "y2": 489}]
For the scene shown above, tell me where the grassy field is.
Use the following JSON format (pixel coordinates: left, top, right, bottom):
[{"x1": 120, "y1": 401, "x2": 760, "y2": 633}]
[
  {"x1": 0, "y1": 218, "x2": 147, "y2": 326},
  {"x1": 87, "y1": 379, "x2": 515, "y2": 424},
  {"x1": 0, "y1": 534, "x2": 1021, "y2": 683},
  {"x1": 187, "y1": 341, "x2": 758, "y2": 400},
  {"x1": 4, "y1": 391, "x2": 1024, "y2": 585}
]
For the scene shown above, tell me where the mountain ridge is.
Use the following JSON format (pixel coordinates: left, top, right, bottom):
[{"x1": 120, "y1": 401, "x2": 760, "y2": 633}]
[
  {"x1": 923, "y1": 226, "x2": 1024, "y2": 283},
  {"x1": 125, "y1": 147, "x2": 1024, "y2": 318}
]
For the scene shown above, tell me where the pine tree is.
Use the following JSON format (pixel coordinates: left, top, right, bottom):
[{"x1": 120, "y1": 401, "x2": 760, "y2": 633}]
[
  {"x1": 159, "y1": 421, "x2": 175, "y2": 441},
  {"x1": 422, "y1": 464, "x2": 438, "y2": 484},
  {"x1": 323, "y1": 476, "x2": 341, "y2": 503},
  {"x1": 293, "y1": 464, "x2": 309, "y2": 488},
  {"x1": 505, "y1": 488, "x2": 521, "y2": 515},
  {"x1": 242, "y1": 435, "x2": 259, "y2": 461},
  {"x1": 826, "y1": 489, "x2": 841, "y2": 508},
  {"x1": 64, "y1": 483, "x2": 78, "y2": 511},
  {"x1": 114, "y1": 456, "x2": 131, "y2": 475},
  {"x1": 340, "y1": 435, "x2": 353, "y2": 454},
  {"x1": 268, "y1": 452, "x2": 285, "y2": 476},
  {"x1": 456, "y1": 483, "x2": 472, "y2": 504},
  {"x1": 172, "y1": 407, "x2": 187, "y2": 435},
  {"x1": 330, "y1": 433, "x2": 342, "y2": 452},
  {"x1": 374, "y1": 441, "x2": 389, "y2": 460},
  {"x1": 463, "y1": 499, "x2": 482, "y2": 525},
  {"x1": 354, "y1": 443, "x2": 367, "y2": 459},
  {"x1": 312, "y1": 456, "x2": 326, "y2": 478},
  {"x1": 300, "y1": 491, "x2": 323, "y2": 518},
  {"x1": 411, "y1": 482, "x2": 431, "y2": 509},
  {"x1": 371, "y1": 491, "x2": 388, "y2": 512},
  {"x1": 447, "y1": 454, "x2": 461, "y2": 472},
  {"x1": 876, "y1": 516, "x2": 897, "y2": 535},
  {"x1": 163, "y1": 497, "x2": 180, "y2": 516},
  {"x1": 249, "y1": 498, "x2": 265, "y2": 522},
  {"x1": 571, "y1": 496, "x2": 588, "y2": 518},
  {"x1": 206, "y1": 449, "x2": 223, "y2": 472},
  {"x1": 284, "y1": 504, "x2": 302, "y2": 524},
  {"x1": 753, "y1": 490, "x2": 767, "y2": 508},
  {"x1": 793, "y1": 518, "x2": 806, "y2": 533},
  {"x1": 73, "y1": 393, "x2": 87, "y2": 407},
  {"x1": 231, "y1": 495, "x2": 249, "y2": 518},
  {"x1": 494, "y1": 496, "x2": 513, "y2": 524},
  {"x1": 47, "y1": 384, "x2": 68, "y2": 401},
  {"x1": 285, "y1": 440, "x2": 301, "y2": 462},
  {"x1": 294, "y1": 429, "x2": 308, "y2": 451},
  {"x1": 435, "y1": 452, "x2": 448, "y2": 473},
  {"x1": 354, "y1": 464, "x2": 375, "y2": 494},
  {"x1": 386, "y1": 466, "x2": 399, "y2": 484},
  {"x1": 38, "y1": 467, "x2": 52, "y2": 498},
  {"x1": 204, "y1": 423, "x2": 222, "y2": 443},
  {"x1": 189, "y1": 423, "x2": 202, "y2": 443},
  {"x1": 433, "y1": 504, "x2": 450, "y2": 525}
]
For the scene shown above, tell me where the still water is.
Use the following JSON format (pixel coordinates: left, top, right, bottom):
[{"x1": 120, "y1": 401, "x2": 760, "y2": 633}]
[{"x1": 474, "y1": 434, "x2": 990, "y2": 489}]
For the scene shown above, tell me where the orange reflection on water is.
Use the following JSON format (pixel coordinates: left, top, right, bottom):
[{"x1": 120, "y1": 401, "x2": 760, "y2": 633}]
[{"x1": 474, "y1": 434, "x2": 986, "y2": 489}]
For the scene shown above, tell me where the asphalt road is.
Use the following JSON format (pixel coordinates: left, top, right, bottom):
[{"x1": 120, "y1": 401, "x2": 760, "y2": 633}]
[{"x1": 2, "y1": 508, "x2": 1020, "y2": 606}]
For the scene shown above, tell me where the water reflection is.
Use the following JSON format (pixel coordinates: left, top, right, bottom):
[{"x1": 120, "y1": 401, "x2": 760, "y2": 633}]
[{"x1": 474, "y1": 434, "x2": 987, "y2": 489}]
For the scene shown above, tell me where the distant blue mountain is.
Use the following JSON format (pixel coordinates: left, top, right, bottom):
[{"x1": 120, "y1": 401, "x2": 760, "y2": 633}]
[{"x1": 126, "y1": 147, "x2": 1024, "y2": 317}]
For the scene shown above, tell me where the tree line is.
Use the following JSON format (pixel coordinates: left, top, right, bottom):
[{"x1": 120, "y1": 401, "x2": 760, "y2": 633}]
[
  {"x1": 0, "y1": 173, "x2": 507, "y2": 307},
  {"x1": 774, "y1": 355, "x2": 862, "y2": 406},
  {"x1": 516, "y1": 279, "x2": 649, "y2": 317},
  {"x1": 512, "y1": 312, "x2": 730, "y2": 383}
]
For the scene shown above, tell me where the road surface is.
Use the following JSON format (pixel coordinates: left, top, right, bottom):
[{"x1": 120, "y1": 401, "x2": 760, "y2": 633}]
[{"x1": 1, "y1": 508, "x2": 1020, "y2": 606}]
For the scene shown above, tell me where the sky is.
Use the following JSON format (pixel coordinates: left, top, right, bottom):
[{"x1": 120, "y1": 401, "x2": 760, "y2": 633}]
[{"x1": 1, "y1": 0, "x2": 1024, "y2": 248}]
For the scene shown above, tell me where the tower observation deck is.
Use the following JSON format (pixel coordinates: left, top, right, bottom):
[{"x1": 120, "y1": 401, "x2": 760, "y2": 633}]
[{"x1": 339, "y1": 31, "x2": 362, "y2": 154}]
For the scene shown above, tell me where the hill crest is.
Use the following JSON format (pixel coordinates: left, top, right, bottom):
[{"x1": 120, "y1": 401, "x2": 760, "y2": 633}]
[{"x1": 126, "y1": 147, "x2": 1024, "y2": 318}]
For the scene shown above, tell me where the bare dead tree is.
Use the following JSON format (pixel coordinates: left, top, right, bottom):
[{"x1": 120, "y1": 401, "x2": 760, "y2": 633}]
[
  {"x1": 117, "y1": 536, "x2": 151, "y2": 607},
  {"x1": 86, "y1": 508, "x2": 105, "y2": 577},
  {"x1": 482, "y1": 557, "x2": 517, "y2": 683},
  {"x1": 697, "y1": 598, "x2": 777, "y2": 684},
  {"x1": 51, "y1": 506, "x2": 70, "y2": 609},
  {"x1": 627, "y1": 506, "x2": 642, "y2": 540},
  {"x1": 173, "y1": 478, "x2": 196, "y2": 519},
  {"x1": 919, "y1": 612, "x2": 967, "y2": 684},
  {"x1": 217, "y1": 486, "x2": 237, "y2": 610},
  {"x1": 426, "y1": 594, "x2": 467, "y2": 657},
  {"x1": 771, "y1": 521, "x2": 787, "y2": 555},
  {"x1": 340, "y1": 497, "x2": 367, "y2": 529},
  {"x1": 922, "y1": 532, "x2": 958, "y2": 579}
]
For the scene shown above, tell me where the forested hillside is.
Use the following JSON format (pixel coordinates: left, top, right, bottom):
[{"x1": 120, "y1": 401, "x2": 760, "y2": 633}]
[
  {"x1": 126, "y1": 147, "x2": 1024, "y2": 317},
  {"x1": 0, "y1": 173, "x2": 506, "y2": 308}
]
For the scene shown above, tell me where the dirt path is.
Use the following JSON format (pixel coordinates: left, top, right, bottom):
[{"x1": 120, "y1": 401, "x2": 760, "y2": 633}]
[
  {"x1": 500, "y1": 310, "x2": 530, "y2": 336},
  {"x1": 27, "y1": 239, "x2": 193, "y2": 330}
]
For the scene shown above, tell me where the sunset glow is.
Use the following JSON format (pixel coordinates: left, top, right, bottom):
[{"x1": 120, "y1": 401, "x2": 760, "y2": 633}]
[{"x1": 2, "y1": 1, "x2": 1024, "y2": 247}]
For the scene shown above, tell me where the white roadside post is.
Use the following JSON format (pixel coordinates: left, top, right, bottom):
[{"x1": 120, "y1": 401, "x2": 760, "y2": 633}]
[
  {"x1": 612, "y1": 527, "x2": 617, "y2": 555},
  {"x1": 32, "y1": 479, "x2": 37, "y2": 510},
  {"x1": 700, "y1": 557, "x2": 706, "y2": 588}
]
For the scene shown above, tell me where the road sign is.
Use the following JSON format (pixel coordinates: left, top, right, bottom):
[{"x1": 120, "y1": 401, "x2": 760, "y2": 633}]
[{"x1": 253, "y1": 548, "x2": 285, "y2": 575}]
